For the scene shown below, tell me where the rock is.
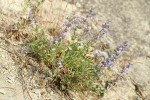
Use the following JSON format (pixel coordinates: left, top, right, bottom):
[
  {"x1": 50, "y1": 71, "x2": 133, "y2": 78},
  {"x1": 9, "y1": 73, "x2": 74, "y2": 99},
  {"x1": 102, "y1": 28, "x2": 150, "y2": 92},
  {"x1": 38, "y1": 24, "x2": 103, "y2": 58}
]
[
  {"x1": 76, "y1": 2, "x2": 82, "y2": 8},
  {"x1": 0, "y1": 0, "x2": 24, "y2": 24},
  {"x1": 101, "y1": 77, "x2": 142, "y2": 100},
  {"x1": 0, "y1": 89, "x2": 6, "y2": 95},
  {"x1": 129, "y1": 57, "x2": 150, "y2": 100},
  {"x1": 0, "y1": 47, "x2": 24, "y2": 100}
]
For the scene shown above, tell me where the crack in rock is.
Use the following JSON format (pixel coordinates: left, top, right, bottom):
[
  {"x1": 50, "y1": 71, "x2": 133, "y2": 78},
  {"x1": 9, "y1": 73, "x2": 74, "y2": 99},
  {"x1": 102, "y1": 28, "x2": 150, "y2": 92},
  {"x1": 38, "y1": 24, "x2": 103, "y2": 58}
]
[{"x1": 130, "y1": 77, "x2": 145, "y2": 100}]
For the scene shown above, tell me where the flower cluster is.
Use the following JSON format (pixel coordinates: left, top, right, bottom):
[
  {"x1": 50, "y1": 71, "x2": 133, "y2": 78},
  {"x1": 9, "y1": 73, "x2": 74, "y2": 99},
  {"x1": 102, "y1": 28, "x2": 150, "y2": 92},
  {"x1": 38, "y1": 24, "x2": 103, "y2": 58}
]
[
  {"x1": 97, "y1": 42, "x2": 128, "y2": 69},
  {"x1": 117, "y1": 41, "x2": 128, "y2": 55},
  {"x1": 92, "y1": 41, "x2": 131, "y2": 93},
  {"x1": 119, "y1": 63, "x2": 132, "y2": 78},
  {"x1": 62, "y1": 15, "x2": 111, "y2": 45}
]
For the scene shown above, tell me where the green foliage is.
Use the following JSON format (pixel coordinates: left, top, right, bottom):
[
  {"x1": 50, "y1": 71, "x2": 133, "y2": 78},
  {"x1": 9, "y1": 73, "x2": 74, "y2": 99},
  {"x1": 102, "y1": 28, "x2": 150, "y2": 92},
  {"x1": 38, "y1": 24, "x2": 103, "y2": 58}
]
[{"x1": 30, "y1": 31, "x2": 99, "y2": 93}]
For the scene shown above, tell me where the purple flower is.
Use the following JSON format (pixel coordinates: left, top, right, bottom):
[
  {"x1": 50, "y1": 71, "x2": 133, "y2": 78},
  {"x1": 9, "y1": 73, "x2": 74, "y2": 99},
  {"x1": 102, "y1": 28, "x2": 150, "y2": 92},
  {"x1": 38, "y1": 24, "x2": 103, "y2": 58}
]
[
  {"x1": 102, "y1": 22, "x2": 111, "y2": 29},
  {"x1": 108, "y1": 60, "x2": 114, "y2": 68},
  {"x1": 104, "y1": 57, "x2": 107, "y2": 63},
  {"x1": 97, "y1": 52, "x2": 102, "y2": 58},
  {"x1": 122, "y1": 69, "x2": 129, "y2": 75},
  {"x1": 55, "y1": 40, "x2": 58, "y2": 44},
  {"x1": 86, "y1": 18, "x2": 89, "y2": 24},
  {"x1": 62, "y1": 33, "x2": 67, "y2": 39},
  {"x1": 55, "y1": 37, "x2": 60, "y2": 44},
  {"x1": 117, "y1": 46, "x2": 123, "y2": 51},
  {"x1": 76, "y1": 20, "x2": 80, "y2": 24},
  {"x1": 85, "y1": 27, "x2": 90, "y2": 33},
  {"x1": 96, "y1": 35, "x2": 100, "y2": 41},
  {"x1": 110, "y1": 53, "x2": 116, "y2": 58},
  {"x1": 110, "y1": 62, "x2": 115, "y2": 68},
  {"x1": 70, "y1": 24, "x2": 74, "y2": 30},
  {"x1": 117, "y1": 42, "x2": 128, "y2": 51},
  {"x1": 107, "y1": 84, "x2": 112, "y2": 90},
  {"x1": 57, "y1": 61, "x2": 63, "y2": 68},
  {"x1": 116, "y1": 42, "x2": 128, "y2": 55},
  {"x1": 113, "y1": 73, "x2": 118, "y2": 77},
  {"x1": 28, "y1": 8, "x2": 36, "y2": 24},
  {"x1": 120, "y1": 63, "x2": 132, "y2": 75},
  {"x1": 101, "y1": 28, "x2": 108, "y2": 35},
  {"x1": 120, "y1": 76, "x2": 123, "y2": 81},
  {"x1": 100, "y1": 70, "x2": 104, "y2": 74},
  {"x1": 102, "y1": 55, "x2": 116, "y2": 69}
]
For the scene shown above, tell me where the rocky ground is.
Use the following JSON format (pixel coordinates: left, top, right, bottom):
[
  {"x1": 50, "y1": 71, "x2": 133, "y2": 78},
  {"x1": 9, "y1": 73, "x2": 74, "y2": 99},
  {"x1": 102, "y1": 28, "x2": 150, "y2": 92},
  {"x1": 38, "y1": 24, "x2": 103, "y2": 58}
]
[{"x1": 0, "y1": 0, "x2": 150, "y2": 100}]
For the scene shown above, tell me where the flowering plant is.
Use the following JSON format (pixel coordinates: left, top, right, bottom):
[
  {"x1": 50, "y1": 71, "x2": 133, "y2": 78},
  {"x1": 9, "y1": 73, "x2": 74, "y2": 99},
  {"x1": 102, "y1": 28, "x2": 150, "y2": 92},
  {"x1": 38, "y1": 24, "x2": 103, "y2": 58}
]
[{"x1": 30, "y1": 14, "x2": 131, "y2": 96}]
